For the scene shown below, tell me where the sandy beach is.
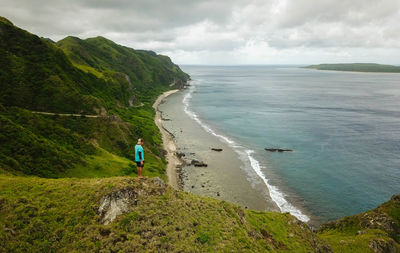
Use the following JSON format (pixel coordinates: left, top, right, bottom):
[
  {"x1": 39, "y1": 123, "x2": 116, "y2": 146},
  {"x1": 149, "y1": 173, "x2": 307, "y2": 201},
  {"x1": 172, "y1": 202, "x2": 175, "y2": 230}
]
[
  {"x1": 158, "y1": 88, "x2": 280, "y2": 212},
  {"x1": 153, "y1": 89, "x2": 181, "y2": 189}
]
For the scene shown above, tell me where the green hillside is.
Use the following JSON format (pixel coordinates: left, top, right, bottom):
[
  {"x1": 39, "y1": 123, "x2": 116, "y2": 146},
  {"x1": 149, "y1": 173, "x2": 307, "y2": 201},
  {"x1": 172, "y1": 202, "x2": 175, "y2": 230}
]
[
  {"x1": 0, "y1": 176, "x2": 331, "y2": 252},
  {"x1": 304, "y1": 63, "x2": 400, "y2": 73},
  {"x1": 0, "y1": 16, "x2": 399, "y2": 252},
  {"x1": 0, "y1": 16, "x2": 188, "y2": 178},
  {"x1": 56, "y1": 35, "x2": 189, "y2": 104},
  {"x1": 0, "y1": 175, "x2": 399, "y2": 252}
]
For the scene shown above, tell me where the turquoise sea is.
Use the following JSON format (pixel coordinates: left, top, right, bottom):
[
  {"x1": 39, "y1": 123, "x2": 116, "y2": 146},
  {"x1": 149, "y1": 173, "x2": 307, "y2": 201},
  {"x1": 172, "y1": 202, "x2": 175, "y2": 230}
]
[{"x1": 180, "y1": 65, "x2": 400, "y2": 223}]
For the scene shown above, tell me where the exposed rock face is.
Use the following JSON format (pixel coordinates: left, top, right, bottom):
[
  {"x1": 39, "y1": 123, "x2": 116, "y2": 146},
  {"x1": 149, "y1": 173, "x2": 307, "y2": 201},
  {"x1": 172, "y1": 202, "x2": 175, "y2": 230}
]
[
  {"x1": 369, "y1": 238, "x2": 398, "y2": 253},
  {"x1": 152, "y1": 177, "x2": 166, "y2": 188},
  {"x1": 98, "y1": 188, "x2": 137, "y2": 225},
  {"x1": 359, "y1": 212, "x2": 397, "y2": 237},
  {"x1": 98, "y1": 177, "x2": 166, "y2": 225},
  {"x1": 391, "y1": 195, "x2": 400, "y2": 203}
]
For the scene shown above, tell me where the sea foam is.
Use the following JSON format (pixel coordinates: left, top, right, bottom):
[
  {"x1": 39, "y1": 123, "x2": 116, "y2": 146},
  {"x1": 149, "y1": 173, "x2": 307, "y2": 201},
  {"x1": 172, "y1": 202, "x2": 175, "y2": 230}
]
[
  {"x1": 182, "y1": 84, "x2": 310, "y2": 222},
  {"x1": 246, "y1": 150, "x2": 310, "y2": 222}
]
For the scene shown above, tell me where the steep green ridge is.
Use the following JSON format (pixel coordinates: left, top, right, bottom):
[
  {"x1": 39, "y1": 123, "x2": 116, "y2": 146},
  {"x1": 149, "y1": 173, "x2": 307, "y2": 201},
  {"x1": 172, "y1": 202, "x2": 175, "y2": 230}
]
[
  {"x1": 56, "y1": 35, "x2": 189, "y2": 105},
  {"x1": 1, "y1": 18, "x2": 102, "y2": 114},
  {"x1": 304, "y1": 63, "x2": 400, "y2": 73},
  {"x1": 0, "y1": 17, "x2": 188, "y2": 178}
]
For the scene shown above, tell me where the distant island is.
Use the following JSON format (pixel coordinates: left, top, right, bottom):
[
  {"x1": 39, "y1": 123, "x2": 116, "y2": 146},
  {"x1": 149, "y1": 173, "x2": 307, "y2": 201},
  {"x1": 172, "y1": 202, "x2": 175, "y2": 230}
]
[{"x1": 304, "y1": 63, "x2": 400, "y2": 73}]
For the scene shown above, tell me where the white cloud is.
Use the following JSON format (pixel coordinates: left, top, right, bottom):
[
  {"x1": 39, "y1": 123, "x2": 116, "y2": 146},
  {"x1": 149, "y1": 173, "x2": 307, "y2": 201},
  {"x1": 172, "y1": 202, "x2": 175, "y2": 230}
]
[{"x1": 1, "y1": 0, "x2": 400, "y2": 64}]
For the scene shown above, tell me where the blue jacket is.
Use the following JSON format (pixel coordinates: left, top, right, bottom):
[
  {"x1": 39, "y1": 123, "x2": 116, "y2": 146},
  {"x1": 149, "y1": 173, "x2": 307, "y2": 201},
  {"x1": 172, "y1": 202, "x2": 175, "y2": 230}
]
[{"x1": 135, "y1": 144, "x2": 144, "y2": 162}]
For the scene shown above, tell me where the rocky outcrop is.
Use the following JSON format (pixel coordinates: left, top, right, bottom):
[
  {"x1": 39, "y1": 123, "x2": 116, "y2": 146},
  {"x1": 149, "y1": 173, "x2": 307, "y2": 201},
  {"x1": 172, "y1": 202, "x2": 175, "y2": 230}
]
[
  {"x1": 191, "y1": 159, "x2": 208, "y2": 167},
  {"x1": 369, "y1": 239, "x2": 398, "y2": 253},
  {"x1": 98, "y1": 188, "x2": 137, "y2": 225},
  {"x1": 319, "y1": 194, "x2": 400, "y2": 252},
  {"x1": 265, "y1": 148, "x2": 293, "y2": 152},
  {"x1": 97, "y1": 177, "x2": 167, "y2": 225},
  {"x1": 320, "y1": 194, "x2": 400, "y2": 239}
]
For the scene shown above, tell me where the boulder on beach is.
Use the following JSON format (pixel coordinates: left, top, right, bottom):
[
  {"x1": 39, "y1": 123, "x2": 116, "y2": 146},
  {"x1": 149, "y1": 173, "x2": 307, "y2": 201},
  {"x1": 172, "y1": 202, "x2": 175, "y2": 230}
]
[
  {"x1": 265, "y1": 148, "x2": 293, "y2": 152},
  {"x1": 191, "y1": 159, "x2": 208, "y2": 167},
  {"x1": 176, "y1": 152, "x2": 186, "y2": 158},
  {"x1": 211, "y1": 148, "x2": 223, "y2": 152}
]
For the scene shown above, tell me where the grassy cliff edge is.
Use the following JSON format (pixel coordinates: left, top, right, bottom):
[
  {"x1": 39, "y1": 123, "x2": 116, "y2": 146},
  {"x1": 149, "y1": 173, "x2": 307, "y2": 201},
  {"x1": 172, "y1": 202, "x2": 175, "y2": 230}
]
[{"x1": 0, "y1": 175, "x2": 399, "y2": 252}]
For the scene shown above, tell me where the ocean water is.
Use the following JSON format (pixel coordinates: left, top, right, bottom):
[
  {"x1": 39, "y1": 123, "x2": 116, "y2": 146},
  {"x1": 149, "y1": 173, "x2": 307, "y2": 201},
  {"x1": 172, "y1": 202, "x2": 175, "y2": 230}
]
[{"x1": 180, "y1": 65, "x2": 400, "y2": 223}]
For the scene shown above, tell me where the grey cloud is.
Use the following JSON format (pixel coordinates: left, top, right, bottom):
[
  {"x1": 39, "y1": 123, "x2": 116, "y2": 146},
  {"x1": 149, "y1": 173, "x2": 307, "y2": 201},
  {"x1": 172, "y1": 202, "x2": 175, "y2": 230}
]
[
  {"x1": 271, "y1": 0, "x2": 400, "y2": 28},
  {"x1": 0, "y1": 0, "x2": 399, "y2": 64}
]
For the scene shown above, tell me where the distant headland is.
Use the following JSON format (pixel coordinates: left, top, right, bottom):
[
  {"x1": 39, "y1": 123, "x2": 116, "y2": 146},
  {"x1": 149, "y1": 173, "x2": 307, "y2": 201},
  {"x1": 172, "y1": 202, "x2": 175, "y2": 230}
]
[{"x1": 304, "y1": 63, "x2": 400, "y2": 73}]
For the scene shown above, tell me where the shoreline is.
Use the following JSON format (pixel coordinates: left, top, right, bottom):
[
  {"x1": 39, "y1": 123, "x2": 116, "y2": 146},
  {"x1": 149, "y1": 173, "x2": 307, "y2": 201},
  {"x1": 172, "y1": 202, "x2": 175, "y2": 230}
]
[
  {"x1": 158, "y1": 86, "x2": 281, "y2": 213},
  {"x1": 154, "y1": 86, "x2": 313, "y2": 224},
  {"x1": 153, "y1": 89, "x2": 182, "y2": 189}
]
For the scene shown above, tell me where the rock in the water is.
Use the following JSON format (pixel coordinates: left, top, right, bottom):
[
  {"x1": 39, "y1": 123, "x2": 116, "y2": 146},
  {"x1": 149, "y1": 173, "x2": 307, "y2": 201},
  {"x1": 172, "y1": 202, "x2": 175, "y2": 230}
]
[
  {"x1": 211, "y1": 148, "x2": 223, "y2": 152},
  {"x1": 265, "y1": 148, "x2": 293, "y2": 152}
]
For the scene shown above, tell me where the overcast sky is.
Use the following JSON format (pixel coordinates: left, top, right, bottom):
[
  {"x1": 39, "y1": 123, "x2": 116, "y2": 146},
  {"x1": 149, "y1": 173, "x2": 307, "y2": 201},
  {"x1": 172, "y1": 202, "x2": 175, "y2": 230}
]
[{"x1": 1, "y1": 0, "x2": 400, "y2": 65}]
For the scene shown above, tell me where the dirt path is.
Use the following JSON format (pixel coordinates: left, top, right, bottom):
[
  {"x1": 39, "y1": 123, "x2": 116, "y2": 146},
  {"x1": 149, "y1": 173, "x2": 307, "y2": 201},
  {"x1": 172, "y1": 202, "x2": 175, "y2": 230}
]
[
  {"x1": 31, "y1": 111, "x2": 102, "y2": 118},
  {"x1": 153, "y1": 89, "x2": 181, "y2": 189}
]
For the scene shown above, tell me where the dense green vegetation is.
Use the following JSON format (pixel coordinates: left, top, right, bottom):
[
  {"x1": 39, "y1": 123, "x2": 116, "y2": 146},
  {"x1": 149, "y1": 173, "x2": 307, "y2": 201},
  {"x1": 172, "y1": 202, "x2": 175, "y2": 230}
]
[
  {"x1": 0, "y1": 176, "x2": 331, "y2": 252},
  {"x1": 0, "y1": 16, "x2": 188, "y2": 178},
  {"x1": 0, "y1": 16, "x2": 399, "y2": 252},
  {"x1": 304, "y1": 63, "x2": 400, "y2": 73},
  {"x1": 0, "y1": 18, "x2": 102, "y2": 114},
  {"x1": 0, "y1": 106, "x2": 94, "y2": 177},
  {"x1": 56, "y1": 36, "x2": 189, "y2": 105},
  {"x1": 0, "y1": 175, "x2": 398, "y2": 252}
]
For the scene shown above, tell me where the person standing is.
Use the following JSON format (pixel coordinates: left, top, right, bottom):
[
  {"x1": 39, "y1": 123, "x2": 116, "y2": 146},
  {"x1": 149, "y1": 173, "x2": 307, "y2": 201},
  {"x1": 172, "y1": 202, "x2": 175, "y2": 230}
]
[{"x1": 135, "y1": 138, "x2": 145, "y2": 178}]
